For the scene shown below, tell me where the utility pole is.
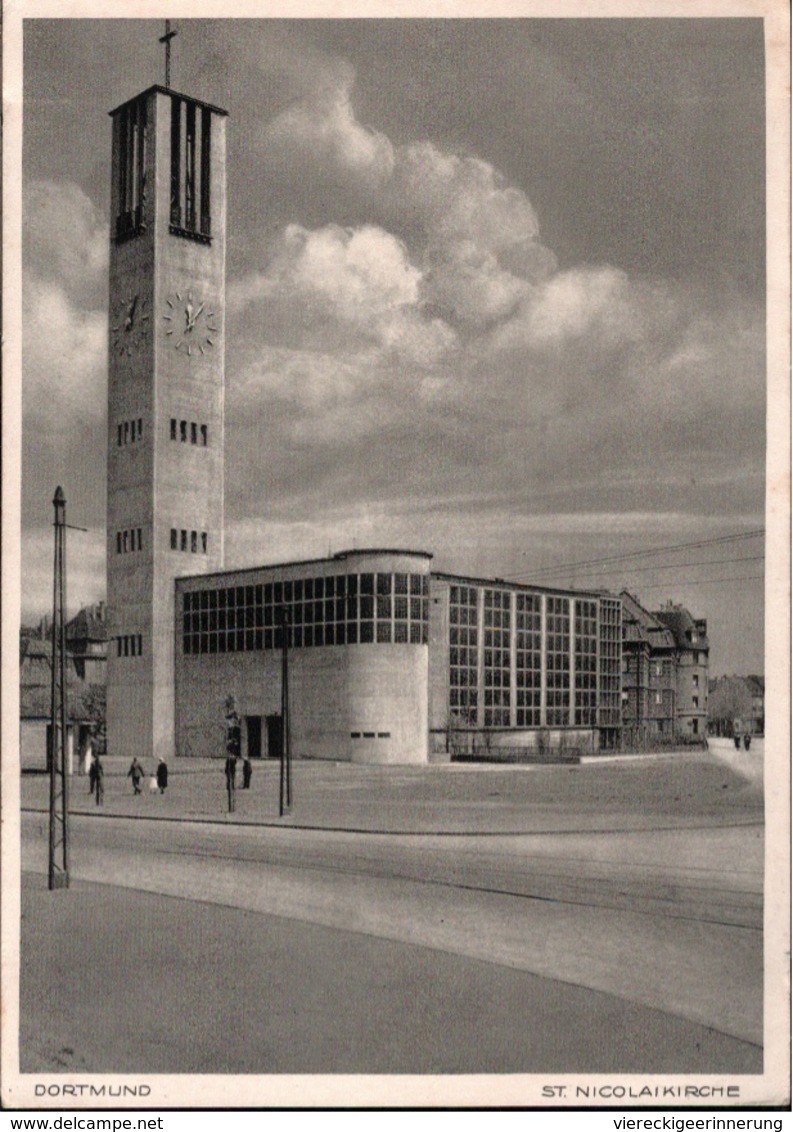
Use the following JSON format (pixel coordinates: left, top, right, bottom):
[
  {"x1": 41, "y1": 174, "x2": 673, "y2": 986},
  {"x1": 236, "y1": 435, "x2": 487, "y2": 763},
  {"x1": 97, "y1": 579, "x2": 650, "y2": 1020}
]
[
  {"x1": 279, "y1": 608, "x2": 292, "y2": 816},
  {"x1": 224, "y1": 696, "x2": 240, "y2": 813},
  {"x1": 48, "y1": 487, "x2": 69, "y2": 890}
]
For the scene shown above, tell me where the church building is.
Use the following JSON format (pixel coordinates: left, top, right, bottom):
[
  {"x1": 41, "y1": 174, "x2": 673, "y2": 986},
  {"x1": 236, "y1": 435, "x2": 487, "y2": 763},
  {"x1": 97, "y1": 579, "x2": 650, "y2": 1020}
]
[{"x1": 105, "y1": 74, "x2": 624, "y2": 766}]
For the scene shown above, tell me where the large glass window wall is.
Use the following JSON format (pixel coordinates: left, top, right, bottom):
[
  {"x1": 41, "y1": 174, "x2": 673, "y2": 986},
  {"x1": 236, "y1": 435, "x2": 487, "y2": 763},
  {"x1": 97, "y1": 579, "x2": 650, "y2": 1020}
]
[
  {"x1": 546, "y1": 596, "x2": 571, "y2": 726},
  {"x1": 484, "y1": 589, "x2": 511, "y2": 726},
  {"x1": 182, "y1": 571, "x2": 429, "y2": 655},
  {"x1": 598, "y1": 597, "x2": 622, "y2": 730},
  {"x1": 574, "y1": 599, "x2": 598, "y2": 726},
  {"x1": 449, "y1": 585, "x2": 479, "y2": 725},
  {"x1": 516, "y1": 593, "x2": 542, "y2": 727},
  {"x1": 447, "y1": 586, "x2": 619, "y2": 733}
]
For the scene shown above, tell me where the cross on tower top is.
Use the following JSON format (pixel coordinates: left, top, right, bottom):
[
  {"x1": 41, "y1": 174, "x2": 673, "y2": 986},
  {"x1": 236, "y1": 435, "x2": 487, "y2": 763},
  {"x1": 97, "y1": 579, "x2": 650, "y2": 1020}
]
[{"x1": 159, "y1": 20, "x2": 178, "y2": 88}]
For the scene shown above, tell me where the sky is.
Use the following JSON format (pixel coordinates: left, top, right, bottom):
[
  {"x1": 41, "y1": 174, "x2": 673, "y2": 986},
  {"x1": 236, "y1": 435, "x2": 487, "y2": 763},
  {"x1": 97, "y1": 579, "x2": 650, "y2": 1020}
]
[{"x1": 19, "y1": 17, "x2": 769, "y2": 674}]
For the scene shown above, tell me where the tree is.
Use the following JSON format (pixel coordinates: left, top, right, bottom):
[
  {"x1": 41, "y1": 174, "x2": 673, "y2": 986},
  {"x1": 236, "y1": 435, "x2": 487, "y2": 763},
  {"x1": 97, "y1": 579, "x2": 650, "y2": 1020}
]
[
  {"x1": 708, "y1": 678, "x2": 752, "y2": 735},
  {"x1": 80, "y1": 683, "x2": 107, "y2": 754}
]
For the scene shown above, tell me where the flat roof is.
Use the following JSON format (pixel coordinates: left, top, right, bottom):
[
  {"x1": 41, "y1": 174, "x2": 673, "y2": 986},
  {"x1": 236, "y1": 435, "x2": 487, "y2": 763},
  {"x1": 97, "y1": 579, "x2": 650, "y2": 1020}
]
[
  {"x1": 173, "y1": 550, "x2": 610, "y2": 600},
  {"x1": 431, "y1": 570, "x2": 607, "y2": 600},
  {"x1": 109, "y1": 85, "x2": 228, "y2": 118},
  {"x1": 175, "y1": 548, "x2": 434, "y2": 587}
]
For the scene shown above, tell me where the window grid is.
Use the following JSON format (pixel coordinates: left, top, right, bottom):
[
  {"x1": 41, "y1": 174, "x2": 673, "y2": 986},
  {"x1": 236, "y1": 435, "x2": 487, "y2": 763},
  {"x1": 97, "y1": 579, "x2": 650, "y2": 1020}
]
[
  {"x1": 574, "y1": 599, "x2": 598, "y2": 726},
  {"x1": 598, "y1": 597, "x2": 622, "y2": 728},
  {"x1": 546, "y1": 596, "x2": 570, "y2": 726},
  {"x1": 183, "y1": 572, "x2": 429, "y2": 655},
  {"x1": 483, "y1": 589, "x2": 510, "y2": 727},
  {"x1": 516, "y1": 593, "x2": 541, "y2": 727},
  {"x1": 449, "y1": 585, "x2": 479, "y2": 725}
]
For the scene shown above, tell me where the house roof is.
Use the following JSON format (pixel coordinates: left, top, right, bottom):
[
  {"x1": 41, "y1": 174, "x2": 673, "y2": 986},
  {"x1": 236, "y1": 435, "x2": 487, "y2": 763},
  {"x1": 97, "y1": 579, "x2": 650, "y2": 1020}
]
[
  {"x1": 20, "y1": 637, "x2": 104, "y2": 720},
  {"x1": 619, "y1": 591, "x2": 676, "y2": 650},
  {"x1": 654, "y1": 606, "x2": 710, "y2": 650},
  {"x1": 20, "y1": 681, "x2": 99, "y2": 721},
  {"x1": 66, "y1": 606, "x2": 108, "y2": 643}
]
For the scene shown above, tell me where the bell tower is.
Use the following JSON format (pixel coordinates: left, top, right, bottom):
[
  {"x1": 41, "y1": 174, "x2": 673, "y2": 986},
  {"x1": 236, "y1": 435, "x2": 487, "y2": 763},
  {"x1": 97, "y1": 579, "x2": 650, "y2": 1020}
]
[{"x1": 106, "y1": 78, "x2": 228, "y2": 761}]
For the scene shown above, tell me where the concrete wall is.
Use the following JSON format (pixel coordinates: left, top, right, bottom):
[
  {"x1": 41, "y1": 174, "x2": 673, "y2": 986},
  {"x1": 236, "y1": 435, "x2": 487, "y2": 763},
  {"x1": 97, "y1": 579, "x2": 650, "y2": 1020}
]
[
  {"x1": 175, "y1": 642, "x2": 428, "y2": 764},
  {"x1": 427, "y1": 578, "x2": 450, "y2": 731},
  {"x1": 107, "y1": 87, "x2": 226, "y2": 761},
  {"x1": 675, "y1": 649, "x2": 709, "y2": 736}
]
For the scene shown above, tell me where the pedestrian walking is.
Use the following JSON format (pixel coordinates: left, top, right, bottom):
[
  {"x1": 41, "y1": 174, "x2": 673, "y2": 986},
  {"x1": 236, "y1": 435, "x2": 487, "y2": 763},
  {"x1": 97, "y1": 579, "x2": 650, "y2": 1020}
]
[
  {"x1": 127, "y1": 757, "x2": 145, "y2": 794},
  {"x1": 225, "y1": 754, "x2": 237, "y2": 812},
  {"x1": 743, "y1": 733, "x2": 752, "y2": 751},
  {"x1": 242, "y1": 756, "x2": 252, "y2": 790},
  {"x1": 156, "y1": 758, "x2": 168, "y2": 795},
  {"x1": 88, "y1": 751, "x2": 99, "y2": 795},
  {"x1": 90, "y1": 754, "x2": 104, "y2": 806}
]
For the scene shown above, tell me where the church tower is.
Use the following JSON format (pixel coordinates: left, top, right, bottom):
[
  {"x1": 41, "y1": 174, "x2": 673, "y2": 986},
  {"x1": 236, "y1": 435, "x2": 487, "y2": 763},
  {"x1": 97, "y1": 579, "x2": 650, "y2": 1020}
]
[{"x1": 106, "y1": 79, "x2": 228, "y2": 761}]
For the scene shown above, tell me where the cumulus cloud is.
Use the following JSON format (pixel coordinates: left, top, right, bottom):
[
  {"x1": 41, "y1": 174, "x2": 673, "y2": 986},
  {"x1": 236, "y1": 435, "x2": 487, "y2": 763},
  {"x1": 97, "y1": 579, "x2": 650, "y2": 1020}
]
[
  {"x1": 24, "y1": 179, "x2": 108, "y2": 308},
  {"x1": 21, "y1": 527, "x2": 105, "y2": 622},
  {"x1": 259, "y1": 73, "x2": 556, "y2": 330},
  {"x1": 263, "y1": 76, "x2": 394, "y2": 188},
  {"x1": 22, "y1": 179, "x2": 109, "y2": 537},
  {"x1": 24, "y1": 279, "x2": 107, "y2": 428},
  {"x1": 230, "y1": 222, "x2": 455, "y2": 365},
  {"x1": 227, "y1": 71, "x2": 764, "y2": 547},
  {"x1": 23, "y1": 179, "x2": 108, "y2": 429}
]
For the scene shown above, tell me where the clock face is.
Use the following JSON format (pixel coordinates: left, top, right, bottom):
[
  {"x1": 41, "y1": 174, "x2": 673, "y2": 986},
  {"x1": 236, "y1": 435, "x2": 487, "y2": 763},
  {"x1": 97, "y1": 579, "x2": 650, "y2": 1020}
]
[
  {"x1": 163, "y1": 290, "x2": 218, "y2": 356},
  {"x1": 111, "y1": 294, "x2": 149, "y2": 356}
]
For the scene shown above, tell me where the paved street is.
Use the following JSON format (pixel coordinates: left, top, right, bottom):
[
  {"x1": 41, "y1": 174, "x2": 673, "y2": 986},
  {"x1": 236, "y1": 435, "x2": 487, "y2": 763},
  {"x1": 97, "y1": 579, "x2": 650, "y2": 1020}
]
[{"x1": 19, "y1": 745, "x2": 764, "y2": 1075}]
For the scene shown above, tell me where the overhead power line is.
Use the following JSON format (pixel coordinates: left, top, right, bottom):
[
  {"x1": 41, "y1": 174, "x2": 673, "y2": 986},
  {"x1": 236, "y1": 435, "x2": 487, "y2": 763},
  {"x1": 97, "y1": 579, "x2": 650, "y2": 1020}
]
[
  {"x1": 548, "y1": 553, "x2": 765, "y2": 584},
  {"x1": 638, "y1": 573, "x2": 764, "y2": 590},
  {"x1": 506, "y1": 528, "x2": 765, "y2": 583}
]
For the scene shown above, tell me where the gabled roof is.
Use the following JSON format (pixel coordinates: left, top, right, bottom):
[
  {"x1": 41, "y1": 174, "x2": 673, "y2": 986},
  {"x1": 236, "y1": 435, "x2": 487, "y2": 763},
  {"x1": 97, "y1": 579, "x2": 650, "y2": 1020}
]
[
  {"x1": 654, "y1": 606, "x2": 710, "y2": 650},
  {"x1": 66, "y1": 605, "x2": 108, "y2": 643},
  {"x1": 619, "y1": 591, "x2": 676, "y2": 650}
]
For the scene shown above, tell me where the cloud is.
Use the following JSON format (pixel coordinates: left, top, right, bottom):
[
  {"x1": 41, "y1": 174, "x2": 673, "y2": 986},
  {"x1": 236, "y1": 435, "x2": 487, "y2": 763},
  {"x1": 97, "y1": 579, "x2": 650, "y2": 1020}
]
[
  {"x1": 24, "y1": 179, "x2": 108, "y2": 308},
  {"x1": 22, "y1": 179, "x2": 109, "y2": 536},
  {"x1": 23, "y1": 279, "x2": 107, "y2": 429},
  {"x1": 20, "y1": 64, "x2": 765, "y2": 646},
  {"x1": 263, "y1": 76, "x2": 395, "y2": 188},
  {"x1": 21, "y1": 526, "x2": 105, "y2": 622},
  {"x1": 230, "y1": 222, "x2": 456, "y2": 366},
  {"x1": 259, "y1": 73, "x2": 556, "y2": 329}
]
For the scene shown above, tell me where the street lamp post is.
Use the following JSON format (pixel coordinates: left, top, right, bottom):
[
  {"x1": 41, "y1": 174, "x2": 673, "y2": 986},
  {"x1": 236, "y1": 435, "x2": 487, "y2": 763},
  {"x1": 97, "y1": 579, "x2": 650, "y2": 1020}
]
[
  {"x1": 48, "y1": 487, "x2": 69, "y2": 890},
  {"x1": 279, "y1": 608, "x2": 292, "y2": 816}
]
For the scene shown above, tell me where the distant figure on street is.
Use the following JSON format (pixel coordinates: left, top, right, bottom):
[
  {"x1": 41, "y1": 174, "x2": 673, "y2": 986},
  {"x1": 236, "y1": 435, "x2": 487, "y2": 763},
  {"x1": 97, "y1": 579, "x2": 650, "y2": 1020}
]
[
  {"x1": 83, "y1": 738, "x2": 93, "y2": 780},
  {"x1": 127, "y1": 757, "x2": 144, "y2": 794},
  {"x1": 88, "y1": 751, "x2": 99, "y2": 795},
  {"x1": 90, "y1": 754, "x2": 104, "y2": 805},
  {"x1": 242, "y1": 756, "x2": 252, "y2": 790},
  {"x1": 225, "y1": 754, "x2": 237, "y2": 812},
  {"x1": 734, "y1": 733, "x2": 741, "y2": 750},
  {"x1": 156, "y1": 758, "x2": 168, "y2": 795},
  {"x1": 743, "y1": 733, "x2": 752, "y2": 751}
]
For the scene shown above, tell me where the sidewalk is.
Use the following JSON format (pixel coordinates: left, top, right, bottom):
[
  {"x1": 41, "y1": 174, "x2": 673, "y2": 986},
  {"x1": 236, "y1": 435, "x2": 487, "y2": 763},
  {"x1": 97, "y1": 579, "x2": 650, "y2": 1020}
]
[{"x1": 21, "y1": 748, "x2": 763, "y2": 835}]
